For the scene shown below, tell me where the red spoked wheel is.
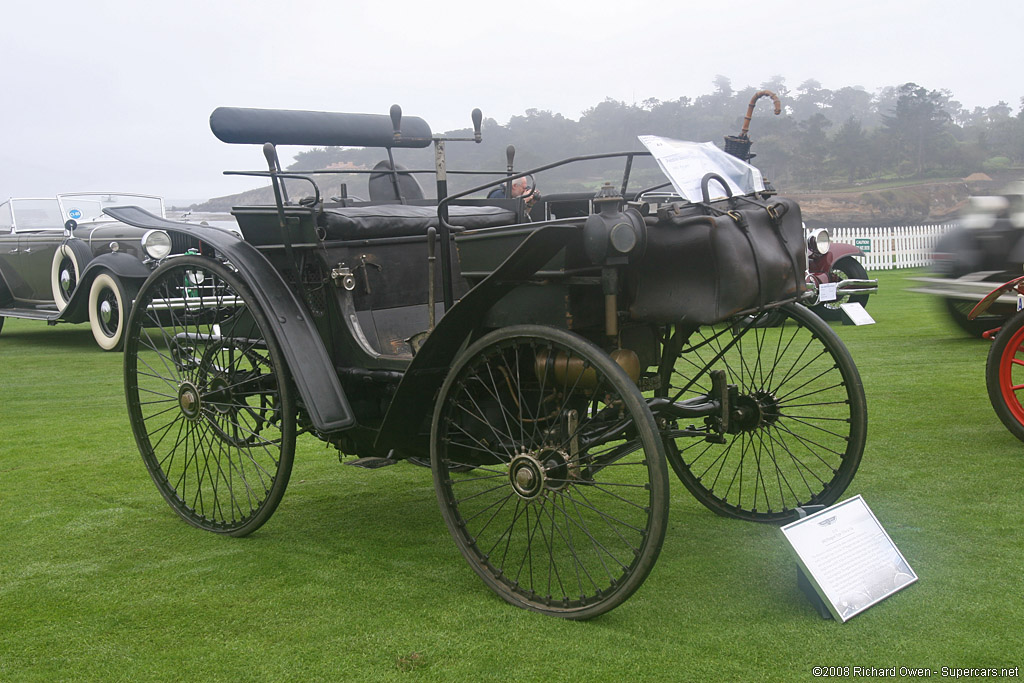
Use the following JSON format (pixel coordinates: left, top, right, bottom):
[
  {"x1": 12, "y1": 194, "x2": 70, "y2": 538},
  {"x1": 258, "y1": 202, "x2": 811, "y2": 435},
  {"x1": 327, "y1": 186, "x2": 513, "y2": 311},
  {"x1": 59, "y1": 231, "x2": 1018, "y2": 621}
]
[{"x1": 986, "y1": 309, "x2": 1024, "y2": 441}]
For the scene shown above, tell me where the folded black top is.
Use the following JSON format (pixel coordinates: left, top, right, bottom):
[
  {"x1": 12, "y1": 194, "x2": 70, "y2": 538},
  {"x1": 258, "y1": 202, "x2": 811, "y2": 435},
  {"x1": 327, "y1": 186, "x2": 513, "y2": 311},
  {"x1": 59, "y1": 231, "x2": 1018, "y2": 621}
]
[{"x1": 322, "y1": 205, "x2": 517, "y2": 240}]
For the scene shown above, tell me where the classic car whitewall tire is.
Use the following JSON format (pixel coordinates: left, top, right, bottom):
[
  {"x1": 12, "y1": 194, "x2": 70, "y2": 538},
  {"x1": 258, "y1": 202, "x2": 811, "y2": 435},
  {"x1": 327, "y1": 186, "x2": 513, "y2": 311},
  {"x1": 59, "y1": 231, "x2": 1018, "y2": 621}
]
[
  {"x1": 50, "y1": 243, "x2": 83, "y2": 311},
  {"x1": 88, "y1": 272, "x2": 129, "y2": 351}
]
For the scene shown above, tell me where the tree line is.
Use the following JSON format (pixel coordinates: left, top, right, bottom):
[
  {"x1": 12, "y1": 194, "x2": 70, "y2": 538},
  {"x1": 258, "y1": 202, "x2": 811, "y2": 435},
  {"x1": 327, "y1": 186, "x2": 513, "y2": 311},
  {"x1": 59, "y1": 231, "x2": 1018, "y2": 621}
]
[{"x1": 290, "y1": 76, "x2": 1024, "y2": 194}]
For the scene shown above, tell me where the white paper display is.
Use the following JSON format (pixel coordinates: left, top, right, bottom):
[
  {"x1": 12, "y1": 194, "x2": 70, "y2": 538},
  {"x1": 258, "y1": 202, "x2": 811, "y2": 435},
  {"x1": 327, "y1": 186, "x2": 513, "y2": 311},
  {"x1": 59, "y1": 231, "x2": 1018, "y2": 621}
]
[{"x1": 638, "y1": 136, "x2": 766, "y2": 202}]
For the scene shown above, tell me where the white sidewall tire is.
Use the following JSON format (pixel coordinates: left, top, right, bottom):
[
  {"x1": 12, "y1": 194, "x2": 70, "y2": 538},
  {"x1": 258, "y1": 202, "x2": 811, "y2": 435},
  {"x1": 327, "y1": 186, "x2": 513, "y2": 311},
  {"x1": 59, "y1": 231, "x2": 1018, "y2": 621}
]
[
  {"x1": 88, "y1": 273, "x2": 126, "y2": 351},
  {"x1": 50, "y1": 244, "x2": 82, "y2": 311}
]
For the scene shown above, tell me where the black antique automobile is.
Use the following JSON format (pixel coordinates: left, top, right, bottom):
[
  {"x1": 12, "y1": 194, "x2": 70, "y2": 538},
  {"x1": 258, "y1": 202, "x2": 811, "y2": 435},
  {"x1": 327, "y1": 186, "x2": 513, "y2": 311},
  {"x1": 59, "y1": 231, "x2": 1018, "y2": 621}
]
[
  {"x1": 117, "y1": 105, "x2": 867, "y2": 619},
  {"x1": 0, "y1": 193, "x2": 184, "y2": 350}
]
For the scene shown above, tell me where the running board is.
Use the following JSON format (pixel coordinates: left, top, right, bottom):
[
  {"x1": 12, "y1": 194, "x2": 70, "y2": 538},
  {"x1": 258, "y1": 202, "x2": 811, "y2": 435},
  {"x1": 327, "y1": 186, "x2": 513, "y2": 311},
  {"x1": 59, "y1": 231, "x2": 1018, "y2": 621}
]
[{"x1": 0, "y1": 307, "x2": 61, "y2": 321}]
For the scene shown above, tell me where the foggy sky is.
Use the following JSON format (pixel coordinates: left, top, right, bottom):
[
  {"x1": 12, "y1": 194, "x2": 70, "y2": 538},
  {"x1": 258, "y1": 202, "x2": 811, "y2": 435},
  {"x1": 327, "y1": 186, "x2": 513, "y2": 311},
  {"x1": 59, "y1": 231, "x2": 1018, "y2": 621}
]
[{"x1": 1, "y1": 0, "x2": 1019, "y2": 205}]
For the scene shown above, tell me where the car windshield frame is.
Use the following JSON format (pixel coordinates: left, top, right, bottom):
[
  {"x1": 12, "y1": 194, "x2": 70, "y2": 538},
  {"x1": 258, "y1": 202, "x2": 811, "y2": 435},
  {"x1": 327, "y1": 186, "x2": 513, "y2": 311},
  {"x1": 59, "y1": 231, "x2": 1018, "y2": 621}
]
[
  {"x1": 56, "y1": 193, "x2": 165, "y2": 223},
  {"x1": 6, "y1": 198, "x2": 65, "y2": 232}
]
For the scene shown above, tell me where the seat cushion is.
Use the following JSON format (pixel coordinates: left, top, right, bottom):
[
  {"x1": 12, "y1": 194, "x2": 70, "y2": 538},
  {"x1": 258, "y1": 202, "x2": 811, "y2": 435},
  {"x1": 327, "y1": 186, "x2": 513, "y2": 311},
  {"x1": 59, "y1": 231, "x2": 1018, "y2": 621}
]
[{"x1": 322, "y1": 204, "x2": 517, "y2": 240}]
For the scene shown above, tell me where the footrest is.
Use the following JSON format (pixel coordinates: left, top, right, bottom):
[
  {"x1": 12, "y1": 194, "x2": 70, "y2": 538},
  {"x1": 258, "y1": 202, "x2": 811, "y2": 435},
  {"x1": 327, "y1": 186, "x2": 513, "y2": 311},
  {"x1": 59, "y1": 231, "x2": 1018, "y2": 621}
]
[{"x1": 346, "y1": 457, "x2": 398, "y2": 469}]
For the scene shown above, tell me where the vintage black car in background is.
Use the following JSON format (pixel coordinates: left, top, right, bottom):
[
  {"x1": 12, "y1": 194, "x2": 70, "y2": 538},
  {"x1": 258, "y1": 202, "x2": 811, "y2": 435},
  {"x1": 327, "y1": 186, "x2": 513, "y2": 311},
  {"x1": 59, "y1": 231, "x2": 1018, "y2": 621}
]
[
  {"x1": 115, "y1": 105, "x2": 867, "y2": 619},
  {"x1": 911, "y1": 184, "x2": 1024, "y2": 336},
  {"x1": 0, "y1": 193, "x2": 196, "y2": 350}
]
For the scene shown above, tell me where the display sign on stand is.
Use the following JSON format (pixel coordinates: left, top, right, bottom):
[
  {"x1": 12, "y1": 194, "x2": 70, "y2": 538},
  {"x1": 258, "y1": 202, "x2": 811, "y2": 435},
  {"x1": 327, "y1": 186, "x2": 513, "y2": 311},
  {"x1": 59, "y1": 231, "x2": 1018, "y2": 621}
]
[
  {"x1": 781, "y1": 495, "x2": 916, "y2": 622},
  {"x1": 840, "y1": 302, "x2": 875, "y2": 325}
]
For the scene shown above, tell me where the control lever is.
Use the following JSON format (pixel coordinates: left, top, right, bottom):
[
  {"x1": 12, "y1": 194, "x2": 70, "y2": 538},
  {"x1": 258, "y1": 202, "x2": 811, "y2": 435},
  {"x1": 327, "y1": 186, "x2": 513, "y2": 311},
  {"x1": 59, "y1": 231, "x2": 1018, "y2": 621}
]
[{"x1": 472, "y1": 108, "x2": 483, "y2": 143}]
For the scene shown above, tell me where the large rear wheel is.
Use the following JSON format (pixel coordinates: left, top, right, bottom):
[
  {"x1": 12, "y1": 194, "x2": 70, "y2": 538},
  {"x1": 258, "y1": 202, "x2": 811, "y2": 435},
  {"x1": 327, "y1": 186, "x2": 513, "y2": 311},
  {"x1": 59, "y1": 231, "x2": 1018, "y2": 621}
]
[
  {"x1": 658, "y1": 303, "x2": 866, "y2": 523},
  {"x1": 124, "y1": 256, "x2": 296, "y2": 536},
  {"x1": 432, "y1": 325, "x2": 669, "y2": 619}
]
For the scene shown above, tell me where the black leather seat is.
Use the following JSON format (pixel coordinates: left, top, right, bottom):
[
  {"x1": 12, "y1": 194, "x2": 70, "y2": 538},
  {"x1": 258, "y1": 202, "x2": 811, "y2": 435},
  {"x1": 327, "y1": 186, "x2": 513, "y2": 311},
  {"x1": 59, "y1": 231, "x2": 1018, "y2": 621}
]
[
  {"x1": 322, "y1": 204, "x2": 517, "y2": 240},
  {"x1": 367, "y1": 161, "x2": 425, "y2": 202}
]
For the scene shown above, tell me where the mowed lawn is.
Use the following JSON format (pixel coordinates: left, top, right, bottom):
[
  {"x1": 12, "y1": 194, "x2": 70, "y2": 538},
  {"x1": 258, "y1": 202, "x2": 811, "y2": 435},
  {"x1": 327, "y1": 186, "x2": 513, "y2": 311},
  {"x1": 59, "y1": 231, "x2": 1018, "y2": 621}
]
[{"x1": 1, "y1": 268, "x2": 1021, "y2": 681}]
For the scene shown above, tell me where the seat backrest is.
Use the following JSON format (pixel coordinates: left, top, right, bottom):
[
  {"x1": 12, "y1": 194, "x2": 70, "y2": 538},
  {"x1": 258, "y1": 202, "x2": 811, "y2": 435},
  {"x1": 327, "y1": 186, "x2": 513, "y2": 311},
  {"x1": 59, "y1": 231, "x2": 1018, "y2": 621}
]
[{"x1": 368, "y1": 160, "x2": 425, "y2": 202}]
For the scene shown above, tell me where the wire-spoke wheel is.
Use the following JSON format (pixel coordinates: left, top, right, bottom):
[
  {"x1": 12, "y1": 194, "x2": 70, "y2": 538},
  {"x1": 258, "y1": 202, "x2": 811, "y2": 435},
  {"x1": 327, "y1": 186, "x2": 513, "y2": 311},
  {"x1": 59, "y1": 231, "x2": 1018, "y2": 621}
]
[
  {"x1": 986, "y1": 309, "x2": 1024, "y2": 442},
  {"x1": 658, "y1": 303, "x2": 866, "y2": 523},
  {"x1": 431, "y1": 325, "x2": 669, "y2": 619},
  {"x1": 124, "y1": 256, "x2": 296, "y2": 536}
]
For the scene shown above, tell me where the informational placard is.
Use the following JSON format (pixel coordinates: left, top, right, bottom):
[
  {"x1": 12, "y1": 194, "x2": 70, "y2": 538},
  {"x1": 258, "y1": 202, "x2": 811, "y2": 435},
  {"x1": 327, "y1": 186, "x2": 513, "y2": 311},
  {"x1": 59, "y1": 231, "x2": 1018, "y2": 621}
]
[
  {"x1": 855, "y1": 238, "x2": 872, "y2": 253},
  {"x1": 781, "y1": 495, "x2": 916, "y2": 622},
  {"x1": 840, "y1": 302, "x2": 875, "y2": 325},
  {"x1": 818, "y1": 282, "x2": 838, "y2": 302}
]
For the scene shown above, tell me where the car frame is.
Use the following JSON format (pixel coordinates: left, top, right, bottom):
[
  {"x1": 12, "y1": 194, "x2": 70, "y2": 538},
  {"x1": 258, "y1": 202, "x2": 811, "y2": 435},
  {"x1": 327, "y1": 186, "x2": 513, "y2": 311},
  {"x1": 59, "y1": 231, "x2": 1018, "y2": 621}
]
[{"x1": 113, "y1": 103, "x2": 868, "y2": 619}]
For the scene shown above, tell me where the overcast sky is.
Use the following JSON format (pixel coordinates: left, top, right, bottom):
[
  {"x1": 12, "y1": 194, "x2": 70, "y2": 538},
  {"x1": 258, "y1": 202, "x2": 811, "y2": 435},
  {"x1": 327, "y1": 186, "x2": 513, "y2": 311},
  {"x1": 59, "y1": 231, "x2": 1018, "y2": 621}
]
[{"x1": 1, "y1": 0, "x2": 1019, "y2": 205}]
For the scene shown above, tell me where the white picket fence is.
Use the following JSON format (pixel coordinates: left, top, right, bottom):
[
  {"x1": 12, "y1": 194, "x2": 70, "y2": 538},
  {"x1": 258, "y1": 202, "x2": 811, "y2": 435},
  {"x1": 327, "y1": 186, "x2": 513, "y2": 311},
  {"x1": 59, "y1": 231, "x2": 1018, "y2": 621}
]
[{"x1": 827, "y1": 224, "x2": 955, "y2": 271}]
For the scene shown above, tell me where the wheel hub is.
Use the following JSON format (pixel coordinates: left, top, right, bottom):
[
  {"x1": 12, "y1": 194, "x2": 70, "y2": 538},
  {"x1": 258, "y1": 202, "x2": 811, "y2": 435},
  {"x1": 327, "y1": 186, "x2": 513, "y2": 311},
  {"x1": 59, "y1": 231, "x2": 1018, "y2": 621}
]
[
  {"x1": 509, "y1": 448, "x2": 572, "y2": 499},
  {"x1": 178, "y1": 382, "x2": 203, "y2": 421},
  {"x1": 509, "y1": 454, "x2": 545, "y2": 499},
  {"x1": 100, "y1": 299, "x2": 113, "y2": 325},
  {"x1": 731, "y1": 390, "x2": 781, "y2": 432},
  {"x1": 207, "y1": 375, "x2": 233, "y2": 415},
  {"x1": 60, "y1": 268, "x2": 73, "y2": 294}
]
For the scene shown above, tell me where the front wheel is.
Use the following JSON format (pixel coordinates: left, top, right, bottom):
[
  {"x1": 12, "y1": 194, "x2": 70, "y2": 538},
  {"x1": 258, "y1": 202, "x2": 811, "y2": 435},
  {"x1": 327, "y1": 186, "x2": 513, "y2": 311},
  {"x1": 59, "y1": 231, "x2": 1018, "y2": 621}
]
[
  {"x1": 88, "y1": 272, "x2": 133, "y2": 351},
  {"x1": 432, "y1": 325, "x2": 669, "y2": 619},
  {"x1": 986, "y1": 310, "x2": 1024, "y2": 441},
  {"x1": 658, "y1": 303, "x2": 867, "y2": 523},
  {"x1": 124, "y1": 256, "x2": 296, "y2": 536},
  {"x1": 813, "y1": 256, "x2": 869, "y2": 321}
]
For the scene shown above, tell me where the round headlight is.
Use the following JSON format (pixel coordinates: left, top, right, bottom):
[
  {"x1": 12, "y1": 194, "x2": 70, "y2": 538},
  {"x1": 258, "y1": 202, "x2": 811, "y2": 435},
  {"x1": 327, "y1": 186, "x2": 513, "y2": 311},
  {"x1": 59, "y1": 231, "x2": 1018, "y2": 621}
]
[
  {"x1": 142, "y1": 230, "x2": 172, "y2": 260},
  {"x1": 808, "y1": 228, "x2": 831, "y2": 255}
]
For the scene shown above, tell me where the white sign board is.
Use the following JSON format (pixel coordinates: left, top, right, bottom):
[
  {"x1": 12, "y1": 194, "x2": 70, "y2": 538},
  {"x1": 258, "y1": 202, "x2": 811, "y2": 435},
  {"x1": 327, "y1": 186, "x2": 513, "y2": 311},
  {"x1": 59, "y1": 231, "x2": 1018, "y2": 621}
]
[
  {"x1": 781, "y1": 496, "x2": 916, "y2": 622},
  {"x1": 840, "y1": 302, "x2": 875, "y2": 325},
  {"x1": 818, "y1": 282, "x2": 838, "y2": 302}
]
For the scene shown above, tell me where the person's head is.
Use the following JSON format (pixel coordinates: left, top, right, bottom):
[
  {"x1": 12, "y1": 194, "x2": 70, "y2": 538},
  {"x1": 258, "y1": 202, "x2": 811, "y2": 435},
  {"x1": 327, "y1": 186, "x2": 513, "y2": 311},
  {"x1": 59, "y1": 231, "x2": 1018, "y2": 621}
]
[{"x1": 510, "y1": 177, "x2": 530, "y2": 198}]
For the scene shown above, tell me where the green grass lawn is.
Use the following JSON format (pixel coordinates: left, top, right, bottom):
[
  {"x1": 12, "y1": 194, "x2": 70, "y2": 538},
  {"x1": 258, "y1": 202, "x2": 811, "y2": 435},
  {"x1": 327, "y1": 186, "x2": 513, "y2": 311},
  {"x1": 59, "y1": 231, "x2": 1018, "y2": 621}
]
[{"x1": 1, "y1": 269, "x2": 1022, "y2": 681}]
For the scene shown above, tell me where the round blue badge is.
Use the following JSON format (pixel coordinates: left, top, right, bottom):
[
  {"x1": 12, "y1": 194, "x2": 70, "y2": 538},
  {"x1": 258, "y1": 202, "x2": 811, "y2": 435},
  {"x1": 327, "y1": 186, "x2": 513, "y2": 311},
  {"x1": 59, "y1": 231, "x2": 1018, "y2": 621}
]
[{"x1": 69, "y1": 209, "x2": 82, "y2": 220}]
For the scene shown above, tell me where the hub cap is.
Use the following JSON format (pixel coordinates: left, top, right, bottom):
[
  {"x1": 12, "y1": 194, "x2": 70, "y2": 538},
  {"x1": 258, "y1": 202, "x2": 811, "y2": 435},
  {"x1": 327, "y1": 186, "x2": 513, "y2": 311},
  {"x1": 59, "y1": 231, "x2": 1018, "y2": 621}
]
[
  {"x1": 178, "y1": 382, "x2": 202, "y2": 421},
  {"x1": 508, "y1": 448, "x2": 572, "y2": 500}
]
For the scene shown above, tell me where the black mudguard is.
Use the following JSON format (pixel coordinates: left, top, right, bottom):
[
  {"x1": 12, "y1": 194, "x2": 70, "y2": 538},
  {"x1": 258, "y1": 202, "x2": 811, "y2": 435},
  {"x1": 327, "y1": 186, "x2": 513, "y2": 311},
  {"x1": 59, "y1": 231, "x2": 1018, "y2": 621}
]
[
  {"x1": 375, "y1": 223, "x2": 580, "y2": 454},
  {"x1": 62, "y1": 252, "x2": 153, "y2": 323},
  {"x1": 104, "y1": 206, "x2": 355, "y2": 433}
]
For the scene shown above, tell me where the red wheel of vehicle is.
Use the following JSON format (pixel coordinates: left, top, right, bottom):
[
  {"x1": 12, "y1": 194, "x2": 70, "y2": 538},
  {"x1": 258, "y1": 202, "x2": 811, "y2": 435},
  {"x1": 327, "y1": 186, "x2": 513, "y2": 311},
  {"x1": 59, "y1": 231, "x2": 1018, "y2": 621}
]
[{"x1": 986, "y1": 310, "x2": 1024, "y2": 441}]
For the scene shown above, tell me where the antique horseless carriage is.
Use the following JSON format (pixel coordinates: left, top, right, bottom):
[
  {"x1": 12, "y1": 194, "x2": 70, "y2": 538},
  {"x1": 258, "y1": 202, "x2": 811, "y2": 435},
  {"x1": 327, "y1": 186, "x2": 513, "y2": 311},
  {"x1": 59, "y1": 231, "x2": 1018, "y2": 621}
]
[{"x1": 116, "y1": 105, "x2": 867, "y2": 619}]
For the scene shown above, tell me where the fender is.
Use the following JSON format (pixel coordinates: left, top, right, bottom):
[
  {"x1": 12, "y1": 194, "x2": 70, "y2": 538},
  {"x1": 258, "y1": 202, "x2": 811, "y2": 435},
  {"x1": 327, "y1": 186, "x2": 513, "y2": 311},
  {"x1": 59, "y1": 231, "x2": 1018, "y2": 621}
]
[
  {"x1": 61, "y1": 252, "x2": 154, "y2": 323},
  {"x1": 104, "y1": 206, "x2": 355, "y2": 433},
  {"x1": 809, "y1": 243, "x2": 865, "y2": 274},
  {"x1": 375, "y1": 222, "x2": 581, "y2": 453},
  {"x1": 969, "y1": 275, "x2": 1024, "y2": 320}
]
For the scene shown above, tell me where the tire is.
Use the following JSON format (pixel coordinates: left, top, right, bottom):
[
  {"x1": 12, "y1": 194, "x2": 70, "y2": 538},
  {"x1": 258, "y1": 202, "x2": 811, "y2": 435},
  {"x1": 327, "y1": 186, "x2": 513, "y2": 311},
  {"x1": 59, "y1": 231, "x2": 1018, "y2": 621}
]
[
  {"x1": 431, "y1": 325, "x2": 669, "y2": 619},
  {"x1": 124, "y1": 256, "x2": 296, "y2": 536},
  {"x1": 814, "y1": 256, "x2": 869, "y2": 321},
  {"x1": 51, "y1": 243, "x2": 83, "y2": 310},
  {"x1": 657, "y1": 302, "x2": 867, "y2": 523},
  {"x1": 986, "y1": 310, "x2": 1024, "y2": 441},
  {"x1": 944, "y1": 297, "x2": 1005, "y2": 338},
  {"x1": 88, "y1": 272, "x2": 133, "y2": 351}
]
